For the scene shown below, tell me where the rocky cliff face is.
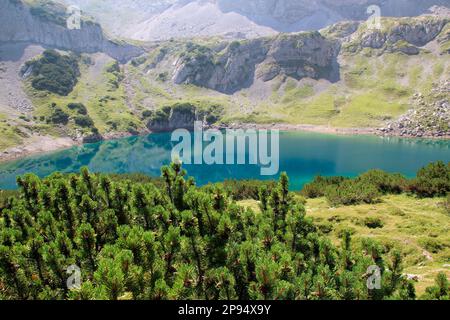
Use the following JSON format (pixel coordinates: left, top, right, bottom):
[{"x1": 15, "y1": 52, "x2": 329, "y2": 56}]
[
  {"x1": 147, "y1": 104, "x2": 199, "y2": 132},
  {"x1": 347, "y1": 16, "x2": 449, "y2": 54},
  {"x1": 262, "y1": 32, "x2": 340, "y2": 81},
  {"x1": 0, "y1": 0, "x2": 143, "y2": 62},
  {"x1": 147, "y1": 103, "x2": 223, "y2": 132},
  {"x1": 172, "y1": 38, "x2": 270, "y2": 94},
  {"x1": 172, "y1": 32, "x2": 340, "y2": 94}
]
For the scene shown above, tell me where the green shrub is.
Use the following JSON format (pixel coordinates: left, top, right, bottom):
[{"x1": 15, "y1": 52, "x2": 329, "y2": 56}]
[
  {"x1": 68, "y1": 102, "x2": 88, "y2": 115},
  {"x1": 28, "y1": 0, "x2": 67, "y2": 26},
  {"x1": 409, "y1": 161, "x2": 450, "y2": 197},
  {"x1": 229, "y1": 41, "x2": 241, "y2": 51},
  {"x1": 48, "y1": 104, "x2": 69, "y2": 125},
  {"x1": 325, "y1": 180, "x2": 381, "y2": 206},
  {"x1": 105, "y1": 61, "x2": 124, "y2": 89},
  {"x1": 74, "y1": 115, "x2": 94, "y2": 128},
  {"x1": 0, "y1": 165, "x2": 409, "y2": 300},
  {"x1": 142, "y1": 110, "x2": 153, "y2": 119},
  {"x1": 206, "y1": 179, "x2": 277, "y2": 201},
  {"x1": 151, "y1": 109, "x2": 171, "y2": 123},
  {"x1": 198, "y1": 104, "x2": 224, "y2": 125},
  {"x1": 301, "y1": 163, "x2": 449, "y2": 205},
  {"x1": 422, "y1": 272, "x2": 449, "y2": 300},
  {"x1": 106, "y1": 120, "x2": 118, "y2": 130},
  {"x1": 317, "y1": 222, "x2": 334, "y2": 234},
  {"x1": 127, "y1": 122, "x2": 139, "y2": 135},
  {"x1": 157, "y1": 72, "x2": 168, "y2": 82},
  {"x1": 0, "y1": 189, "x2": 18, "y2": 211},
  {"x1": 358, "y1": 170, "x2": 407, "y2": 194},
  {"x1": 27, "y1": 50, "x2": 80, "y2": 96},
  {"x1": 171, "y1": 102, "x2": 196, "y2": 115},
  {"x1": 364, "y1": 217, "x2": 384, "y2": 229},
  {"x1": 418, "y1": 238, "x2": 446, "y2": 254},
  {"x1": 105, "y1": 173, "x2": 164, "y2": 188},
  {"x1": 183, "y1": 42, "x2": 214, "y2": 66},
  {"x1": 105, "y1": 60, "x2": 121, "y2": 73},
  {"x1": 301, "y1": 176, "x2": 348, "y2": 198},
  {"x1": 131, "y1": 56, "x2": 147, "y2": 67}
]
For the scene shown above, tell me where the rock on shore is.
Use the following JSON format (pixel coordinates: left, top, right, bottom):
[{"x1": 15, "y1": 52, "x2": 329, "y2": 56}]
[{"x1": 379, "y1": 81, "x2": 450, "y2": 138}]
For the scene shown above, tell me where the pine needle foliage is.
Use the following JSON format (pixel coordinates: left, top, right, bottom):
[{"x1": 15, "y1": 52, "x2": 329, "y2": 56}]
[{"x1": 0, "y1": 164, "x2": 416, "y2": 300}]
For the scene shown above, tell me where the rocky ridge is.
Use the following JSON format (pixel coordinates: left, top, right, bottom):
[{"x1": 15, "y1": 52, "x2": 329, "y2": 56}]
[
  {"x1": 171, "y1": 32, "x2": 340, "y2": 94},
  {"x1": 61, "y1": 0, "x2": 450, "y2": 41},
  {"x1": 0, "y1": 0, "x2": 143, "y2": 63},
  {"x1": 345, "y1": 16, "x2": 449, "y2": 55}
]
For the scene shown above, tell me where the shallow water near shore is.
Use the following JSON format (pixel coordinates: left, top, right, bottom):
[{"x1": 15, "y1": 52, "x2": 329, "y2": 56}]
[{"x1": 0, "y1": 131, "x2": 449, "y2": 190}]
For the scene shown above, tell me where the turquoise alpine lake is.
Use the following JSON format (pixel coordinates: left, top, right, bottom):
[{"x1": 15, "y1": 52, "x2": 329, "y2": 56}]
[{"x1": 0, "y1": 131, "x2": 449, "y2": 190}]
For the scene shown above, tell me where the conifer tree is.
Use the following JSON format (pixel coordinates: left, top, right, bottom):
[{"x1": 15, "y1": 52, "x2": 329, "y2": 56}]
[{"x1": 0, "y1": 164, "x2": 414, "y2": 300}]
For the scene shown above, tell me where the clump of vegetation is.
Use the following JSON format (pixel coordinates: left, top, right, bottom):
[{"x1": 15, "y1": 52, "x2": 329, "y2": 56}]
[
  {"x1": 106, "y1": 173, "x2": 164, "y2": 188},
  {"x1": 422, "y1": 272, "x2": 449, "y2": 300},
  {"x1": 325, "y1": 180, "x2": 381, "y2": 206},
  {"x1": 198, "y1": 104, "x2": 224, "y2": 125},
  {"x1": 205, "y1": 179, "x2": 277, "y2": 201},
  {"x1": 364, "y1": 217, "x2": 384, "y2": 229},
  {"x1": 74, "y1": 115, "x2": 95, "y2": 128},
  {"x1": 68, "y1": 103, "x2": 88, "y2": 115},
  {"x1": 141, "y1": 110, "x2": 153, "y2": 119},
  {"x1": 418, "y1": 238, "x2": 446, "y2": 254},
  {"x1": 0, "y1": 189, "x2": 18, "y2": 211},
  {"x1": 182, "y1": 42, "x2": 215, "y2": 67},
  {"x1": 229, "y1": 41, "x2": 241, "y2": 52},
  {"x1": 301, "y1": 176, "x2": 348, "y2": 198},
  {"x1": 0, "y1": 165, "x2": 416, "y2": 300},
  {"x1": 408, "y1": 161, "x2": 450, "y2": 198},
  {"x1": 28, "y1": 0, "x2": 68, "y2": 27},
  {"x1": 131, "y1": 56, "x2": 147, "y2": 67},
  {"x1": 358, "y1": 170, "x2": 407, "y2": 195},
  {"x1": 48, "y1": 103, "x2": 69, "y2": 125},
  {"x1": 150, "y1": 105, "x2": 172, "y2": 123},
  {"x1": 25, "y1": 50, "x2": 80, "y2": 96},
  {"x1": 157, "y1": 72, "x2": 168, "y2": 82},
  {"x1": 301, "y1": 162, "x2": 450, "y2": 206},
  {"x1": 105, "y1": 61, "x2": 124, "y2": 89}
]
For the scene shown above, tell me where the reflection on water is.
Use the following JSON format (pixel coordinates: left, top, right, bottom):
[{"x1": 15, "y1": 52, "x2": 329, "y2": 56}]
[{"x1": 0, "y1": 132, "x2": 449, "y2": 190}]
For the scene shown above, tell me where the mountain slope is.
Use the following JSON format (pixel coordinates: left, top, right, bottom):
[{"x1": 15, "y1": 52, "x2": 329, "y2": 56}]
[
  {"x1": 124, "y1": 15, "x2": 449, "y2": 132},
  {"x1": 61, "y1": 0, "x2": 450, "y2": 40},
  {"x1": 0, "y1": 0, "x2": 143, "y2": 62},
  {"x1": 0, "y1": 11, "x2": 448, "y2": 160}
]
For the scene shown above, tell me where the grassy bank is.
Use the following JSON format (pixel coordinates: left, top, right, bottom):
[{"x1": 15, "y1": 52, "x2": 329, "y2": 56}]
[{"x1": 238, "y1": 194, "x2": 449, "y2": 295}]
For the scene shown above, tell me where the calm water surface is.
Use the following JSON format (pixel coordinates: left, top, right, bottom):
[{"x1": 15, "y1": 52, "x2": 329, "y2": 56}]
[{"x1": 0, "y1": 131, "x2": 449, "y2": 190}]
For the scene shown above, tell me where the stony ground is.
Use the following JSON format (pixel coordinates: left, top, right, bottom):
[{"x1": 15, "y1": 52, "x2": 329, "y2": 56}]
[{"x1": 379, "y1": 80, "x2": 450, "y2": 138}]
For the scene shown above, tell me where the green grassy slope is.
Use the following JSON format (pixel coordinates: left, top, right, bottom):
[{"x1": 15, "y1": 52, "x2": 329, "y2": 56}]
[{"x1": 239, "y1": 195, "x2": 450, "y2": 295}]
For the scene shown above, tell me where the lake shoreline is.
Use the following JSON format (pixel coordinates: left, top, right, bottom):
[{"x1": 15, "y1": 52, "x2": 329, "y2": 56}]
[
  {"x1": 0, "y1": 131, "x2": 143, "y2": 164},
  {"x1": 0, "y1": 123, "x2": 448, "y2": 164}
]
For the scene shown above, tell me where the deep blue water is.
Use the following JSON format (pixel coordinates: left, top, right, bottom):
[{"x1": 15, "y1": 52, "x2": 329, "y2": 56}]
[{"x1": 0, "y1": 131, "x2": 449, "y2": 190}]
